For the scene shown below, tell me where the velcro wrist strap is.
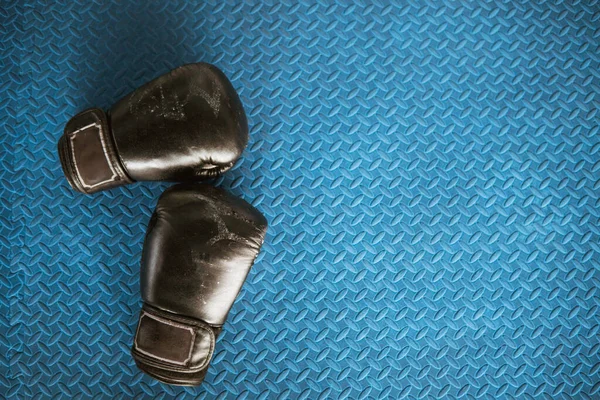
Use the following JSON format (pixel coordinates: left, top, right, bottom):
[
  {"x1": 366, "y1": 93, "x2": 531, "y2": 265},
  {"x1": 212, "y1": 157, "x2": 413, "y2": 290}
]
[
  {"x1": 58, "y1": 108, "x2": 132, "y2": 194},
  {"x1": 132, "y1": 305, "x2": 215, "y2": 373}
]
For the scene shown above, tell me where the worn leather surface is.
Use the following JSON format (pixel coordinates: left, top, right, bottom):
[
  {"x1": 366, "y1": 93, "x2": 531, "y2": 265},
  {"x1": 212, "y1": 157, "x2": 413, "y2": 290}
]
[
  {"x1": 111, "y1": 63, "x2": 248, "y2": 181},
  {"x1": 58, "y1": 63, "x2": 248, "y2": 194},
  {"x1": 7, "y1": 1, "x2": 600, "y2": 398},
  {"x1": 133, "y1": 184, "x2": 267, "y2": 385}
]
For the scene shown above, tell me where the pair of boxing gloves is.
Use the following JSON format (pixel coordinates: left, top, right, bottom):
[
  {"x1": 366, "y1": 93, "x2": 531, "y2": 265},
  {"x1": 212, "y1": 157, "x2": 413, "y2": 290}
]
[{"x1": 58, "y1": 63, "x2": 267, "y2": 386}]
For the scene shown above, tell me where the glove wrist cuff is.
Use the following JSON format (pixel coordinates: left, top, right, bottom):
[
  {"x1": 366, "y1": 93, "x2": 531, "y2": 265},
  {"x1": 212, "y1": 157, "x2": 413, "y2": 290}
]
[
  {"x1": 58, "y1": 108, "x2": 132, "y2": 194},
  {"x1": 132, "y1": 304, "x2": 217, "y2": 386}
]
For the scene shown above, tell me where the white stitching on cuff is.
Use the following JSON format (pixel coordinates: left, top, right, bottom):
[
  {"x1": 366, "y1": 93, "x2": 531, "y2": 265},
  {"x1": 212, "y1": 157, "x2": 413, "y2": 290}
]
[
  {"x1": 69, "y1": 122, "x2": 119, "y2": 190},
  {"x1": 134, "y1": 311, "x2": 198, "y2": 367}
]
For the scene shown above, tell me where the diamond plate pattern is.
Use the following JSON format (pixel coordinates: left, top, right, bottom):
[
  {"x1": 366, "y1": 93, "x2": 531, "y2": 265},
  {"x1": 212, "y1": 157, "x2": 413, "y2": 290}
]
[{"x1": 3, "y1": 0, "x2": 600, "y2": 398}]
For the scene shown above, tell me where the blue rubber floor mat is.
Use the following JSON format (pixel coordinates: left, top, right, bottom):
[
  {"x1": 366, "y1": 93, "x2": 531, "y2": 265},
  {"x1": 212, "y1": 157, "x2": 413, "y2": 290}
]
[{"x1": 3, "y1": 0, "x2": 600, "y2": 398}]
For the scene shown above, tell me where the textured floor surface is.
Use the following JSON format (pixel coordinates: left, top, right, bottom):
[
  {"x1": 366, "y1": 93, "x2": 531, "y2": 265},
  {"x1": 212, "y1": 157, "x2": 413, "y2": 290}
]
[{"x1": 2, "y1": 0, "x2": 600, "y2": 398}]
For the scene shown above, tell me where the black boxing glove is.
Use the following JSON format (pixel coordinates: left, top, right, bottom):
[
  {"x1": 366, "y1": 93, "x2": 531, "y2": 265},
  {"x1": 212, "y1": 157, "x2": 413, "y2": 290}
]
[
  {"x1": 131, "y1": 184, "x2": 267, "y2": 386},
  {"x1": 58, "y1": 63, "x2": 248, "y2": 194}
]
